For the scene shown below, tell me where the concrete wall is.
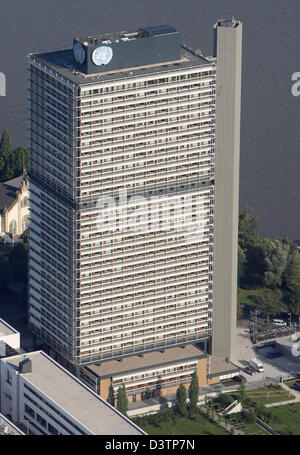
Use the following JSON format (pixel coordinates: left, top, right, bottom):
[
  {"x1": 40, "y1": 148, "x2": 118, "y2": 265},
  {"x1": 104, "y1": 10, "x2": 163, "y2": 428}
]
[
  {"x1": 99, "y1": 377, "x2": 111, "y2": 401},
  {"x1": 197, "y1": 357, "x2": 207, "y2": 386},
  {"x1": 212, "y1": 19, "x2": 243, "y2": 361},
  {"x1": 207, "y1": 376, "x2": 220, "y2": 385}
]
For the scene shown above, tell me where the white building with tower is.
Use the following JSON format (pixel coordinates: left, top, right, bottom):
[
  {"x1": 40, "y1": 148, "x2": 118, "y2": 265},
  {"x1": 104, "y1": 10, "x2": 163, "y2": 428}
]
[{"x1": 27, "y1": 20, "x2": 242, "y2": 401}]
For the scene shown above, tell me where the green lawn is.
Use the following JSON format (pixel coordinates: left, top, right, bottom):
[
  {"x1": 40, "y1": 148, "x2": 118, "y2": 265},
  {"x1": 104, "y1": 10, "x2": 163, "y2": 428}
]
[
  {"x1": 238, "y1": 287, "x2": 292, "y2": 313},
  {"x1": 240, "y1": 423, "x2": 269, "y2": 435},
  {"x1": 266, "y1": 403, "x2": 300, "y2": 435},
  {"x1": 221, "y1": 385, "x2": 294, "y2": 407},
  {"x1": 139, "y1": 413, "x2": 229, "y2": 435},
  {"x1": 246, "y1": 385, "x2": 295, "y2": 405},
  {"x1": 238, "y1": 287, "x2": 267, "y2": 307}
]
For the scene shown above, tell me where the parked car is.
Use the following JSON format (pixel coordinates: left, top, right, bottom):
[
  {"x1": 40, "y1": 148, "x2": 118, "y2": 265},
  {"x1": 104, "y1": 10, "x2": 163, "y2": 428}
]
[
  {"x1": 266, "y1": 351, "x2": 282, "y2": 359},
  {"x1": 233, "y1": 374, "x2": 247, "y2": 383},
  {"x1": 244, "y1": 366, "x2": 255, "y2": 376},
  {"x1": 272, "y1": 319, "x2": 287, "y2": 327},
  {"x1": 249, "y1": 358, "x2": 264, "y2": 373}
]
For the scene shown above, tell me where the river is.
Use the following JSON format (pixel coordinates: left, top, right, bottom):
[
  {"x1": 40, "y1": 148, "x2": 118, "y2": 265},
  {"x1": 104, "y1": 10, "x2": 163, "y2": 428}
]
[{"x1": 0, "y1": 0, "x2": 299, "y2": 240}]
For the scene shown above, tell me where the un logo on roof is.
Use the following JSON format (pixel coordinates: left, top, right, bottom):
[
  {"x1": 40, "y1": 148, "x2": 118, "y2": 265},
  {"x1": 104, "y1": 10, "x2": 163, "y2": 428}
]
[{"x1": 92, "y1": 46, "x2": 113, "y2": 66}]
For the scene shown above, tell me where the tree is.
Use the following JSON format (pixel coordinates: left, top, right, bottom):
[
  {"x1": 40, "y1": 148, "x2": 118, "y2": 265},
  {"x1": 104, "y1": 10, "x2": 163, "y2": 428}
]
[
  {"x1": 289, "y1": 288, "x2": 300, "y2": 326},
  {"x1": 171, "y1": 412, "x2": 178, "y2": 435},
  {"x1": 0, "y1": 129, "x2": 30, "y2": 181},
  {"x1": 11, "y1": 146, "x2": 30, "y2": 175},
  {"x1": 248, "y1": 408, "x2": 256, "y2": 424},
  {"x1": 204, "y1": 395, "x2": 208, "y2": 406},
  {"x1": 284, "y1": 246, "x2": 300, "y2": 292},
  {"x1": 0, "y1": 129, "x2": 14, "y2": 179},
  {"x1": 237, "y1": 301, "x2": 243, "y2": 320},
  {"x1": 238, "y1": 206, "x2": 260, "y2": 251},
  {"x1": 188, "y1": 371, "x2": 199, "y2": 412},
  {"x1": 0, "y1": 256, "x2": 10, "y2": 290},
  {"x1": 107, "y1": 384, "x2": 115, "y2": 407},
  {"x1": 254, "y1": 288, "x2": 285, "y2": 325},
  {"x1": 261, "y1": 239, "x2": 291, "y2": 288},
  {"x1": 239, "y1": 382, "x2": 247, "y2": 406},
  {"x1": 116, "y1": 384, "x2": 128, "y2": 416},
  {"x1": 176, "y1": 384, "x2": 187, "y2": 416},
  {"x1": 238, "y1": 245, "x2": 247, "y2": 286},
  {"x1": 255, "y1": 403, "x2": 267, "y2": 419},
  {"x1": 244, "y1": 241, "x2": 266, "y2": 287}
]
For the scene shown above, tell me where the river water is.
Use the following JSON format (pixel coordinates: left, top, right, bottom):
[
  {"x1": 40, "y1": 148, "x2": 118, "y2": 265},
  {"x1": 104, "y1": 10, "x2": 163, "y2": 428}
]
[{"x1": 0, "y1": 0, "x2": 299, "y2": 240}]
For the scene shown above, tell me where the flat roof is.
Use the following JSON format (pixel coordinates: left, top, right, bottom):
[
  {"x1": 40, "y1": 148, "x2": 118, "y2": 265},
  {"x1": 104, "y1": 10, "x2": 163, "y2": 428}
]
[
  {"x1": 141, "y1": 25, "x2": 178, "y2": 36},
  {"x1": 0, "y1": 413, "x2": 24, "y2": 435},
  {"x1": 0, "y1": 318, "x2": 19, "y2": 338},
  {"x1": 3, "y1": 351, "x2": 144, "y2": 435},
  {"x1": 77, "y1": 24, "x2": 178, "y2": 45},
  {"x1": 28, "y1": 46, "x2": 213, "y2": 87},
  {"x1": 86, "y1": 345, "x2": 207, "y2": 379},
  {"x1": 208, "y1": 355, "x2": 239, "y2": 378}
]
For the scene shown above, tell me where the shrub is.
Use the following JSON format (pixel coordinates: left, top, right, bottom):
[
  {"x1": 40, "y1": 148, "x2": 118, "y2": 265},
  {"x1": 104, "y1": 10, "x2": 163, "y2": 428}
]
[{"x1": 217, "y1": 393, "x2": 235, "y2": 408}]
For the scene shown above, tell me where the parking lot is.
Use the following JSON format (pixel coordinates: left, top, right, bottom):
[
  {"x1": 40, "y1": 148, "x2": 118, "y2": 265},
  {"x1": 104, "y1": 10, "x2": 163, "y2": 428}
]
[{"x1": 236, "y1": 327, "x2": 300, "y2": 384}]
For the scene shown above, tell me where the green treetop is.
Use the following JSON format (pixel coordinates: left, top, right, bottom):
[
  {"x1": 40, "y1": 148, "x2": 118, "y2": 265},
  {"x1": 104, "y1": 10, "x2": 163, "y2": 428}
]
[
  {"x1": 254, "y1": 288, "x2": 285, "y2": 325},
  {"x1": 107, "y1": 384, "x2": 115, "y2": 407},
  {"x1": 188, "y1": 371, "x2": 199, "y2": 411},
  {"x1": 116, "y1": 384, "x2": 128, "y2": 417},
  {"x1": 0, "y1": 129, "x2": 31, "y2": 181},
  {"x1": 176, "y1": 384, "x2": 187, "y2": 416}
]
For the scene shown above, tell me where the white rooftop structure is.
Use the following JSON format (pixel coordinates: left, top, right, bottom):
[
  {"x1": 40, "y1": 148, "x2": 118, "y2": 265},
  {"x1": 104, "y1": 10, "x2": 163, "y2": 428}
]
[
  {"x1": 0, "y1": 318, "x2": 20, "y2": 353},
  {"x1": 0, "y1": 319, "x2": 18, "y2": 338},
  {"x1": 0, "y1": 351, "x2": 145, "y2": 435},
  {"x1": 0, "y1": 413, "x2": 24, "y2": 435}
]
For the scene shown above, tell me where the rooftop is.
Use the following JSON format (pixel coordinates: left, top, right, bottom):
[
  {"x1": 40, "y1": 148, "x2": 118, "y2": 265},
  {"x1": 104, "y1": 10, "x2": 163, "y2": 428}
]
[
  {"x1": 86, "y1": 344, "x2": 207, "y2": 379},
  {"x1": 215, "y1": 17, "x2": 241, "y2": 28},
  {"x1": 208, "y1": 355, "x2": 240, "y2": 378},
  {"x1": 0, "y1": 176, "x2": 24, "y2": 213},
  {"x1": 76, "y1": 24, "x2": 178, "y2": 46},
  {"x1": 3, "y1": 351, "x2": 144, "y2": 435},
  {"x1": 28, "y1": 46, "x2": 213, "y2": 86},
  {"x1": 0, "y1": 318, "x2": 19, "y2": 338},
  {"x1": 0, "y1": 413, "x2": 25, "y2": 435}
]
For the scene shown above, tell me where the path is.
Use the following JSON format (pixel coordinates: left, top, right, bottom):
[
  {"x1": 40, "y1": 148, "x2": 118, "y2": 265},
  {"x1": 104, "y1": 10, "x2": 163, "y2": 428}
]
[{"x1": 265, "y1": 382, "x2": 300, "y2": 408}]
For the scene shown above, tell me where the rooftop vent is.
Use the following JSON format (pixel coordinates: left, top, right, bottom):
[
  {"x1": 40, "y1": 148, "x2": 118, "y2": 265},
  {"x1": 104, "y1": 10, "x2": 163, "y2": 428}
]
[{"x1": 19, "y1": 358, "x2": 32, "y2": 374}]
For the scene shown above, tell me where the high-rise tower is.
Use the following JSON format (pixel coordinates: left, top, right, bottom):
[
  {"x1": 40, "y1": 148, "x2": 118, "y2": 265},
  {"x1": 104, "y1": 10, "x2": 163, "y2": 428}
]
[
  {"x1": 27, "y1": 21, "x2": 242, "y2": 372},
  {"x1": 212, "y1": 18, "x2": 242, "y2": 361}
]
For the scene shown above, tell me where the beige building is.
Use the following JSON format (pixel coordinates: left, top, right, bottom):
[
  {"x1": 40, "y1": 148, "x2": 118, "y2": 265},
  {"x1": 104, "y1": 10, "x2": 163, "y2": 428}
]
[
  {"x1": 0, "y1": 175, "x2": 29, "y2": 239},
  {"x1": 80, "y1": 345, "x2": 239, "y2": 403}
]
